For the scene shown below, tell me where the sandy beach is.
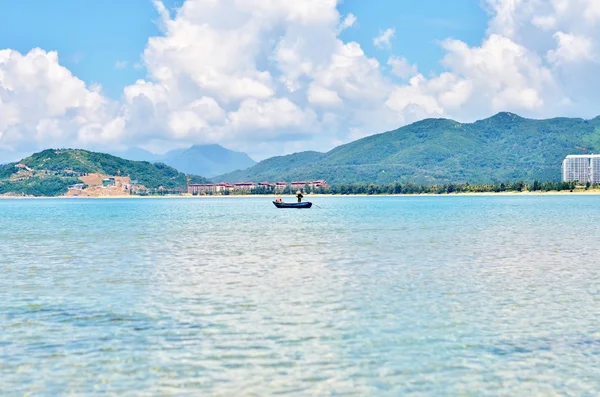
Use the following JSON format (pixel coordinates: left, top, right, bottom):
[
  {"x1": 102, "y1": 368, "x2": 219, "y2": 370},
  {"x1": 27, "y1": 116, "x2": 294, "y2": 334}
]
[{"x1": 3, "y1": 189, "x2": 600, "y2": 199}]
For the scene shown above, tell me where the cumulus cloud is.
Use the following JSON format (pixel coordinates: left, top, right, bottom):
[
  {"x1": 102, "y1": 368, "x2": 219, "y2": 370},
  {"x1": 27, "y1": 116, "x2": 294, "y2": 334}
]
[
  {"x1": 307, "y1": 84, "x2": 343, "y2": 107},
  {"x1": 479, "y1": 0, "x2": 600, "y2": 114},
  {"x1": 122, "y1": 0, "x2": 394, "y2": 153},
  {"x1": 373, "y1": 28, "x2": 395, "y2": 49},
  {"x1": 547, "y1": 31, "x2": 596, "y2": 65},
  {"x1": 1, "y1": 0, "x2": 600, "y2": 161},
  {"x1": 0, "y1": 48, "x2": 123, "y2": 154},
  {"x1": 339, "y1": 13, "x2": 357, "y2": 31},
  {"x1": 387, "y1": 56, "x2": 417, "y2": 79},
  {"x1": 440, "y1": 34, "x2": 555, "y2": 111}
]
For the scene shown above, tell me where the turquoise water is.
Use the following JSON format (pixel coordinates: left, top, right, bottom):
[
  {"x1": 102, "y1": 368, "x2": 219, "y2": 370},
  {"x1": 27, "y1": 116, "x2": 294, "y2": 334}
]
[{"x1": 1, "y1": 196, "x2": 600, "y2": 395}]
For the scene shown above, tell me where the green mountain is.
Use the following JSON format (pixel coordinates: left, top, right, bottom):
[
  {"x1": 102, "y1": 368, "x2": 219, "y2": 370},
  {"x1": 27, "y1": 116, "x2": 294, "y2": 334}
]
[
  {"x1": 215, "y1": 112, "x2": 600, "y2": 184},
  {"x1": 0, "y1": 149, "x2": 210, "y2": 196},
  {"x1": 214, "y1": 151, "x2": 325, "y2": 182}
]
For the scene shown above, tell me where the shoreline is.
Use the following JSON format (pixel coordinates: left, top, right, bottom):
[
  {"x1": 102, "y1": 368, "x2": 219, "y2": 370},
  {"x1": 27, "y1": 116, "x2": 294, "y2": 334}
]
[{"x1": 3, "y1": 190, "x2": 600, "y2": 199}]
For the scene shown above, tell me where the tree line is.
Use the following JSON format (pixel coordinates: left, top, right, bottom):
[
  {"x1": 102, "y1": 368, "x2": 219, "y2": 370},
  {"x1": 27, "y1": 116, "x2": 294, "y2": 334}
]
[{"x1": 218, "y1": 180, "x2": 585, "y2": 195}]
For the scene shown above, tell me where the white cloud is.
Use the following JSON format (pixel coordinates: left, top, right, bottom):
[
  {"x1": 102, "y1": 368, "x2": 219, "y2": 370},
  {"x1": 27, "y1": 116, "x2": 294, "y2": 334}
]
[
  {"x1": 440, "y1": 34, "x2": 554, "y2": 112},
  {"x1": 227, "y1": 98, "x2": 317, "y2": 139},
  {"x1": 122, "y1": 0, "x2": 394, "y2": 153},
  {"x1": 2, "y1": 0, "x2": 600, "y2": 161},
  {"x1": 387, "y1": 56, "x2": 417, "y2": 78},
  {"x1": 547, "y1": 31, "x2": 596, "y2": 64},
  {"x1": 339, "y1": 13, "x2": 357, "y2": 31},
  {"x1": 307, "y1": 84, "x2": 342, "y2": 107},
  {"x1": 115, "y1": 60, "x2": 129, "y2": 69},
  {"x1": 386, "y1": 75, "x2": 444, "y2": 117},
  {"x1": 167, "y1": 97, "x2": 226, "y2": 139},
  {"x1": 478, "y1": 0, "x2": 600, "y2": 114},
  {"x1": 373, "y1": 28, "x2": 395, "y2": 49},
  {"x1": 532, "y1": 15, "x2": 556, "y2": 30},
  {"x1": 0, "y1": 48, "x2": 122, "y2": 153}
]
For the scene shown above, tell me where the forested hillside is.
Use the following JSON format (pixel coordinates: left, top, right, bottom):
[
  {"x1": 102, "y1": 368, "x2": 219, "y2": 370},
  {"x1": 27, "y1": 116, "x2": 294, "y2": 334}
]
[{"x1": 215, "y1": 112, "x2": 600, "y2": 184}]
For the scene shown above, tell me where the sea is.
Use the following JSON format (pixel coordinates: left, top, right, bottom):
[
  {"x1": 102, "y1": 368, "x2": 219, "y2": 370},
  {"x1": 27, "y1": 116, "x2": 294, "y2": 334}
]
[{"x1": 1, "y1": 196, "x2": 600, "y2": 396}]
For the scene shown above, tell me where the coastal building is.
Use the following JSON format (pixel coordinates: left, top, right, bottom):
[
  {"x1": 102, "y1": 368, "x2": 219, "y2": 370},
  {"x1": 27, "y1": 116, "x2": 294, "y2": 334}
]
[
  {"x1": 188, "y1": 184, "x2": 216, "y2": 194},
  {"x1": 216, "y1": 183, "x2": 235, "y2": 192},
  {"x1": 562, "y1": 154, "x2": 600, "y2": 184},
  {"x1": 233, "y1": 182, "x2": 256, "y2": 191},
  {"x1": 290, "y1": 180, "x2": 329, "y2": 190},
  {"x1": 291, "y1": 181, "x2": 307, "y2": 190},
  {"x1": 190, "y1": 180, "x2": 327, "y2": 194}
]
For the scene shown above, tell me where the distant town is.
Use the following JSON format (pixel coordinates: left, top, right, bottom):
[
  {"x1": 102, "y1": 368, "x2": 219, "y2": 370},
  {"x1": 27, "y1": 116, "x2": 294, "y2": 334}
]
[
  {"x1": 64, "y1": 178, "x2": 330, "y2": 198},
  {"x1": 187, "y1": 180, "x2": 328, "y2": 195}
]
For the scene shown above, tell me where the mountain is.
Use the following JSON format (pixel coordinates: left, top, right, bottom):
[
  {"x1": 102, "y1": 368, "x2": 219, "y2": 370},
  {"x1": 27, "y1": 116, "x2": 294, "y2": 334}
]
[
  {"x1": 214, "y1": 112, "x2": 600, "y2": 185},
  {"x1": 112, "y1": 144, "x2": 256, "y2": 177},
  {"x1": 161, "y1": 144, "x2": 256, "y2": 177},
  {"x1": 213, "y1": 151, "x2": 325, "y2": 182},
  {"x1": 0, "y1": 149, "x2": 210, "y2": 196}
]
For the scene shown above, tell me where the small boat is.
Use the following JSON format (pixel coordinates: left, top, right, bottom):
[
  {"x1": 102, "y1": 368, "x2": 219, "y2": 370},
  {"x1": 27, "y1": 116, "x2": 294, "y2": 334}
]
[{"x1": 273, "y1": 201, "x2": 313, "y2": 209}]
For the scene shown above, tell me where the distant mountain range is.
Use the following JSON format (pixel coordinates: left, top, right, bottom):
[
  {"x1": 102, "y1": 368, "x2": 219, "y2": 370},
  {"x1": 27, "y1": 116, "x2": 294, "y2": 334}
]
[
  {"x1": 112, "y1": 144, "x2": 256, "y2": 177},
  {"x1": 3, "y1": 112, "x2": 599, "y2": 194},
  {"x1": 215, "y1": 112, "x2": 600, "y2": 184}
]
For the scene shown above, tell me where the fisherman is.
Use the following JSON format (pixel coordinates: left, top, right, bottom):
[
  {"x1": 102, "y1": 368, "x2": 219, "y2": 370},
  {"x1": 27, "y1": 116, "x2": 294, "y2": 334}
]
[
  {"x1": 275, "y1": 196, "x2": 283, "y2": 203},
  {"x1": 296, "y1": 190, "x2": 304, "y2": 203}
]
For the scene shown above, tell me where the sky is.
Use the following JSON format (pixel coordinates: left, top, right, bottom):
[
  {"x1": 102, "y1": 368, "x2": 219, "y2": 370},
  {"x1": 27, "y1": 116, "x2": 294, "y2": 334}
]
[{"x1": 1, "y1": 0, "x2": 599, "y2": 162}]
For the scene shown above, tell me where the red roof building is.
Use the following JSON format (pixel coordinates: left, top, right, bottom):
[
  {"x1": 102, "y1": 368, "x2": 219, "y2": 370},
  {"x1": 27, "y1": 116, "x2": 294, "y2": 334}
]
[{"x1": 233, "y1": 182, "x2": 256, "y2": 191}]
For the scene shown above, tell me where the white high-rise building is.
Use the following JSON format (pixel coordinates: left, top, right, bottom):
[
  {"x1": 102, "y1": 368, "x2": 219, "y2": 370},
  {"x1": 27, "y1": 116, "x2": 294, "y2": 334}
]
[{"x1": 562, "y1": 154, "x2": 600, "y2": 184}]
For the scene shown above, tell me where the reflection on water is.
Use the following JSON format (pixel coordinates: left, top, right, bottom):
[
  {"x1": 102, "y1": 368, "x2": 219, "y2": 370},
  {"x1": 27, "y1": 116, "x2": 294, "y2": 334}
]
[{"x1": 1, "y1": 196, "x2": 600, "y2": 395}]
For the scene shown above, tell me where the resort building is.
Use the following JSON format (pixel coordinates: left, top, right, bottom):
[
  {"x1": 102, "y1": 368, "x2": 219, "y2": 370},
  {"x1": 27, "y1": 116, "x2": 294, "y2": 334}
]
[
  {"x1": 312, "y1": 180, "x2": 328, "y2": 189},
  {"x1": 275, "y1": 182, "x2": 288, "y2": 190},
  {"x1": 290, "y1": 180, "x2": 329, "y2": 190},
  {"x1": 233, "y1": 182, "x2": 256, "y2": 191},
  {"x1": 562, "y1": 154, "x2": 600, "y2": 184},
  {"x1": 188, "y1": 180, "x2": 328, "y2": 194},
  {"x1": 188, "y1": 184, "x2": 216, "y2": 194},
  {"x1": 216, "y1": 183, "x2": 235, "y2": 192},
  {"x1": 290, "y1": 181, "x2": 308, "y2": 190}
]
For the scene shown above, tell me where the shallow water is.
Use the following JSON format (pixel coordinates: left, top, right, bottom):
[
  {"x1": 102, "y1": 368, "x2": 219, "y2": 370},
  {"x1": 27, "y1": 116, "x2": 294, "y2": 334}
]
[{"x1": 1, "y1": 196, "x2": 600, "y2": 395}]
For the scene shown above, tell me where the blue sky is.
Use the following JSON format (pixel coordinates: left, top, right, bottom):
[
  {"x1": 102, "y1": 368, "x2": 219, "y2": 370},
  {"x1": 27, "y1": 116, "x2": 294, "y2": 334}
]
[
  {"x1": 0, "y1": 0, "x2": 598, "y2": 160},
  {"x1": 338, "y1": 0, "x2": 487, "y2": 71},
  {"x1": 0, "y1": 0, "x2": 174, "y2": 97},
  {"x1": 0, "y1": 0, "x2": 487, "y2": 98}
]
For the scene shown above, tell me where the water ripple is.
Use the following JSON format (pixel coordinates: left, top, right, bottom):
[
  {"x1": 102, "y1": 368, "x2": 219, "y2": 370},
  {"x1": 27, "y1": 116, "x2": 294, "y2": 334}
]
[{"x1": 1, "y1": 196, "x2": 600, "y2": 395}]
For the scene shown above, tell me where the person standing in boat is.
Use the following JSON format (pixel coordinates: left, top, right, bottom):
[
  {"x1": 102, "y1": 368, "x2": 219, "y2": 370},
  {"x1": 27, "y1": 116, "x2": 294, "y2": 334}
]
[{"x1": 296, "y1": 190, "x2": 304, "y2": 203}]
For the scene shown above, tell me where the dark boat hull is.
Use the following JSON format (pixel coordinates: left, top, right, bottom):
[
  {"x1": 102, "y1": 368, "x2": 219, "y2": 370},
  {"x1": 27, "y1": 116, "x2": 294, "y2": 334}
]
[{"x1": 273, "y1": 201, "x2": 313, "y2": 209}]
